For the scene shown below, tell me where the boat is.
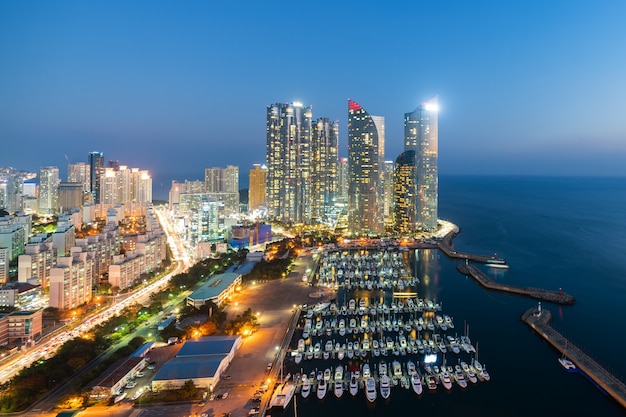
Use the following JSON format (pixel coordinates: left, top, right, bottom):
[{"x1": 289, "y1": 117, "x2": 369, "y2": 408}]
[
  {"x1": 316, "y1": 378, "x2": 327, "y2": 400},
  {"x1": 392, "y1": 360, "x2": 403, "y2": 379},
  {"x1": 294, "y1": 352, "x2": 302, "y2": 364},
  {"x1": 411, "y1": 371, "x2": 423, "y2": 395},
  {"x1": 558, "y1": 357, "x2": 577, "y2": 371},
  {"x1": 379, "y1": 374, "x2": 391, "y2": 399},
  {"x1": 454, "y1": 365, "x2": 468, "y2": 388},
  {"x1": 334, "y1": 366, "x2": 344, "y2": 398},
  {"x1": 426, "y1": 375, "x2": 437, "y2": 391},
  {"x1": 270, "y1": 382, "x2": 297, "y2": 409},
  {"x1": 349, "y1": 371, "x2": 359, "y2": 396},
  {"x1": 440, "y1": 369, "x2": 453, "y2": 390},
  {"x1": 301, "y1": 375, "x2": 311, "y2": 398},
  {"x1": 364, "y1": 377, "x2": 377, "y2": 402}
]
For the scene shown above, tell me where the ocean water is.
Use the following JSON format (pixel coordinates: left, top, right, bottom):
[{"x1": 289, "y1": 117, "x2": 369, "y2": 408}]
[{"x1": 277, "y1": 176, "x2": 626, "y2": 417}]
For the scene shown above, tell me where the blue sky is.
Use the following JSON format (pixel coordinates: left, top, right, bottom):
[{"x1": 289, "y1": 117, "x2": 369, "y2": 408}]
[{"x1": 2, "y1": 0, "x2": 626, "y2": 189}]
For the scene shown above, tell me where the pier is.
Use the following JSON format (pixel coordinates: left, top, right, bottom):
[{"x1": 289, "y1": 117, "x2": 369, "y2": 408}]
[
  {"x1": 438, "y1": 229, "x2": 507, "y2": 264},
  {"x1": 522, "y1": 306, "x2": 626, "y2": 409},
  {"x1": 457, "y1": 263, "x2": 575, "y2": 305}
]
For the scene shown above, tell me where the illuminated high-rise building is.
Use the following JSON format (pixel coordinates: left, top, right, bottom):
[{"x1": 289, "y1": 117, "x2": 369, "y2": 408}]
[
  {"x1": 88, "y1": 151, "x2": 104, "y2": 203},
  {"x1": 347, "y1": 99, "x2": 385, "y2": 235},
  {"x1": 311, "y1": 118, "x2": 339, "y2": 221},
  {"x1": 266, "y1": 102, "x2": 313, "y2": 223},
  {"x1": 204, "y1": 165, "x2": 239, "y2": 215},
  {"x1": 382, "y1": 160, "x2": 395, "y2": 227},
  {"x1": 67, "y1": 162, "x2": 90, "y2": 192},
  {"x1": 38, "y1": 166, "x2": 59, "y2": 216},
  {"x1": 393, "y1": 150, "x2": 417, "y2": 235},
  {"x1": 248, "y1": 164, "x2": 267, "y2": 212},
  {"x1": 404, "y1": 96, "x2": 438, "y2": 230}
]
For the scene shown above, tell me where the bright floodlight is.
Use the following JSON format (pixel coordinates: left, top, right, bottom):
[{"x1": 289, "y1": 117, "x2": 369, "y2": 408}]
[
  {"x1": 424, "y1": 353, "x2": 438, "y2": 364},
  {"x1": 424, "y1": 102, "x2": 439, "y2": 112}
]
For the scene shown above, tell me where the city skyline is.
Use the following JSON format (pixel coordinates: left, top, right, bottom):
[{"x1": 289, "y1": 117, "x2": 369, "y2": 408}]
[{"x1": 2, "y1": 1, "x2": 626, "y2": 181}]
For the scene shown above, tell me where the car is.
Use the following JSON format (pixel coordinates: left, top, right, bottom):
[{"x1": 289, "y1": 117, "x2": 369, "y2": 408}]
[
  {"x1": 126, "y1": 381, "x2": 137, "y2": 388},
  {"x1": 221, "y1": 392, "x2": 229, "y2": 399},
  {"x1": 147, "y1": 365, "x2": 156, "y2": 370},
  {"x1": 136, "y1": 372, "x2": 144, "y2": 378},
  {"x1": 222, "y1": 374, "x2": 231, "y2": 379}
]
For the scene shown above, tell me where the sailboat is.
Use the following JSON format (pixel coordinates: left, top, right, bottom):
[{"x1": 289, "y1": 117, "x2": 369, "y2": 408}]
[{"x1": 558, "y1": 342, "x2": 577, "y2": 372}]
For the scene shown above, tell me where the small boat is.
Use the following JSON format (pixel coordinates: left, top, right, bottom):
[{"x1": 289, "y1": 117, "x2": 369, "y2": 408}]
[
  {"x1": 411, "y1": 372, "x2": 423, "y2": 395},
  {"x1": 334, "y1": 366, "x2": 344, "y2": 398},
  {"x1": 301, "y1": 375, "x2": 311, "y2": 398},
  {"x1": 426, "y1": 375, "x2": 437, "y2": 391},
  {"x1": 558, "y1": 357, "x2": 577, "y2": 371},
  {"x1": 294, "y1": 352, "x2": 302, "y2": 364},
  {"x1": 379, "y1": 374, "x2": 391, "y2": 399},
  {"x1": 440, "y1": 369, "x2": 453, "y2": 390},
  {"x1": 317, "y1": 378, "x2": 327, "y2": 400},
  {"x1": 454, "y1": 365, "x2": 468, "y2": 388},
  {"x1": 349, "y1": 372, "x2": 359, "y2": 396},
  {"x1": 364, "y1": 377, "x2": 377, "y2": 402}
]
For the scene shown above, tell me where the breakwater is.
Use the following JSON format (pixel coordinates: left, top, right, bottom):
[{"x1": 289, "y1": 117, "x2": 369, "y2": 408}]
[
  {"x1": 522, "y1": 306, "x2": 626, "y2": 409},
  {"x1": 457, "y1": 263, "x2": 575, "y2": 305}
]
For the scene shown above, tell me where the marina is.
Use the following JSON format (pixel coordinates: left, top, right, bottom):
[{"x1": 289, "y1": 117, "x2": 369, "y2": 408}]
[{"x1": 271, "y1": 247, "x2": 491, "y2": 411}]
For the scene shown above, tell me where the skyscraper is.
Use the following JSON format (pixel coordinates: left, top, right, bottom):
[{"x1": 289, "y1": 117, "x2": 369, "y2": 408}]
[
  {"x1": 38, "y1": 166, "x2": 59, "y2": 216},
  {"x1": 248, "y1": 164, "x2": 267, "y2": 212},
  {"x1": 393, "y1": 150, "x2": 417, "y2": 235},
  {"x1": 266, "y1": 102, "x2": 313, "y2": 223},
  {"x1": 311, "y1": 118, "x2": 339, "y2": 222},
  {"x1": 204, "y1": 165, "x2": 239, "y2": 216},
  {"x1": 347, "y1": 99, "x2": 385, "y2": 235},
  {"x1": 67, "y1": 162, "x2": 90, "y2": 192},
  {"x1": 404, "y1": 96, "x2": 439, "y2": 231},
  {"x1": 89, "y1": 151, "x2": 104, "y2": 203}
]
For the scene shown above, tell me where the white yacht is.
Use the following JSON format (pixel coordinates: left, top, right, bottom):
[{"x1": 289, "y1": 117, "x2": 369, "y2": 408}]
[
  {"x1": 333, "y1": 366, "x2": 344, "y2": 398},
  {"x1": 411, "y1": 371, "x2": 423, "y2": 395},
  {"x1": 316, "y1": 377, "x2": 327, "y2": 400},
  {"x1": 349, "y1": 371, "x2": 359, "y2": 396},
  {"x1": 440, "y1": 369, "x2": 453, "y2": 390},
  {"x1": 300, "y1": 375, "x2": 311, "y2": 399},
  {"x1": 364, "y1": 377, "x2": 377, "y2": 402},
  {"x1": 379, "y1": 374, "x2": 391, "y2": 399}
]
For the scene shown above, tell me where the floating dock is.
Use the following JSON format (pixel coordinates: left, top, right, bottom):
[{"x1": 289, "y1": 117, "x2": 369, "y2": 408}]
[
  {"x1": 522, "y1": 305, "x2": 626, "y2": 409},
  {"x1": 457, "y1": 263, "x2": 575, "y2": 305}
]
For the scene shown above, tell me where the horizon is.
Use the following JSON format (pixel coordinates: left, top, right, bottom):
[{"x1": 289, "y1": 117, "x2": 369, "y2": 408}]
[{"x1": 2, "y1": 2, "x2": 626, "y2": 179}]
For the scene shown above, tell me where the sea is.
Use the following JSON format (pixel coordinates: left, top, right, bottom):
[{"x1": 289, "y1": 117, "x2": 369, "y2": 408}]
[{"x1": 271, "y1": 175, "x2": 626, "y2": 417}]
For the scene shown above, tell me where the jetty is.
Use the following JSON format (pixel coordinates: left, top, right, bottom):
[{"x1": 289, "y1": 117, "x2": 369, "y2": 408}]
[
  {"x1": 438, "y1": 230, "x2": 506, "y2": 264},
  {"x1": 522, "y1": 305, "x2": 626, "y2": 409},
  {"x1": 457, "y1": 263, "x2": 575, "y2": 305}
]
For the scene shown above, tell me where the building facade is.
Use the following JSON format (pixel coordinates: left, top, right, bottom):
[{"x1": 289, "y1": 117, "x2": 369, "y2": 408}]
[
  {"x1": 248, "y1": 164, "x2": 266, "y2": 212},
  {"x1": 266, "y1": 102, "x2": 313, "y2": 223},
  {"x1": 347, "y1": 99, "x2": 385, "y2": 235},
  {"x1": 311, "y1": 118, "x2": 339, "y2": 222},
  {"x1": 38, "y1": 166, "x2": 60, "y2": 216},
  {"x1": 89, "y1": 151, "x2": 105, "y2": 204},
  {"x1": 404, "y1": 96, "x2": 439, "y2": 231},
  {"x1": 393, "y1": 150, "x2": 417, "y2": 235}
]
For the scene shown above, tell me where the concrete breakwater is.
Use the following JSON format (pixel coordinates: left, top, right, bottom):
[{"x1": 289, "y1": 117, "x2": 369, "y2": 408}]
[
  {"x1": 522, "y1": 306, "x2": 626, "y2": 410},
  {"x1": 457, "y1": 263, "x2": 575, "y2": 305}
]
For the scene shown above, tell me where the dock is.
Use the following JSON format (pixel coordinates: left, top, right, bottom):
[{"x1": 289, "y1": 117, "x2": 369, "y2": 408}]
[
  {"x1": 438, "y1": 230, "x2": 507, "y2": 264},
  {"x1": 457, "y1": 263, "x2": 575, "y2": 305},
  {"x1": 522, "y1": 306, "x2": 626, "y2": 409}
]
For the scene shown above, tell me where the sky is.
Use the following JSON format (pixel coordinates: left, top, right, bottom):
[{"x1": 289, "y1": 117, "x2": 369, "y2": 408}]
[{"x1": 2, "y1": 0, "x2": 626, "y2": 194}]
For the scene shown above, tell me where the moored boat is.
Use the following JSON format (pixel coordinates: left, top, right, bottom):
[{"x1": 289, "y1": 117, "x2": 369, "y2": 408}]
[
  {"x1": 364, "y1": 377, "x2": 377, "y2": 402},
  {"x1": 379, "y1": 374, "x2": 391, "y2": 399}
]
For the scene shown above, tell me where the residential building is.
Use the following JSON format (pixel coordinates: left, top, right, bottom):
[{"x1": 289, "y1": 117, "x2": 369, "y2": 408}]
[
  {"x1": 404, "y1": 96, "x2": 439, "y2": 230},
  {"x1": 38, "y1": 166, "x2": 60, "y2": 216},
  {"x1": 393, "y1": 150, "x2": 417, "y2": 235},
  {"x1": 89, "y1": 151, "x2": 105, "y2": 203},
  {"x1": 248, "y1": 164, "x2": 266, "y2": 212},
  {"x1": 347, "y1": 99, "x2": 385, "y2": 235},
  {"x1": 311, "y1": 118, "x2": 339, "y2": 222},
  {"x1": 49, "y1": 251, "x2": 95, "y2": 310}
]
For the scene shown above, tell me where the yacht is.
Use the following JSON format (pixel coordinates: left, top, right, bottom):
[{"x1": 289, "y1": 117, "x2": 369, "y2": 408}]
[
  {"x1": 558, "y1": 357, "x2": 577, "y2": 371},
  {"x1": 454, "y1": 365, "x2": 468, "y2": 388},
  {"x1": 349, "y1": 371, "x2": 359, "y2": 396},
  {"x1": 411, "y1": 371, "x2": 423, "y2": 395},
  {"x1": 316, "y1": 377, "x2": 327, "y2": 400},
  {"x1": 364, "y1": 377, "x2": 377, "y2": 402},
  {"x1": 301, "y1": 375, "x2": 311, "y2": 399},
  {"x1": 379, "y1": 374, "x2": 391, "y2": 399},
  {"x1": 333, "y1": 366, "x2": 344, "y2": 398},
  {"x1": 270, "y1": 382, "x2": 297, "y2": 409},
  {"x1": 440, "y1": 369, "x2": 453, "y2": 390}
]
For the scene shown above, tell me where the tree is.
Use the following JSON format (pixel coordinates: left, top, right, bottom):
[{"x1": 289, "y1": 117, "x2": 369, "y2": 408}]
[{"x1": 180, "y1": 380, "x2": 197, "y2": 399}]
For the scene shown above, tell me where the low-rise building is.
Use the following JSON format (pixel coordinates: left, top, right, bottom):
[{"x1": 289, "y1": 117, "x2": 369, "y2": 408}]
[{"x1": 186, "y1": 272, "x2": 241, "y2": 308}]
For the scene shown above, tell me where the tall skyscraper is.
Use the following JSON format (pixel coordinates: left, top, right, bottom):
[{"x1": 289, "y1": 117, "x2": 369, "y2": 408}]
[
  {"x1": 393, "y1": 150, "x2": 417, "y2": 235},
  {"x1": 382, "y1": 160, "x2": 395, "y2": 228},
  {"x1": 404, "y1": 96, "x2": 439, "y2": 231},
  {"x1": 337, "y1": 157, "x2": 349, "y2": 202},
  {"x1": 347, "y1": 99, "x2": 385, "y2": 235},
  {"x1": 311, "y1": 118, "x2": 339, "y2": 222},
  {"x1": 248, "y1": 164, "x2": 267, "y2": 212},
  {"x1": 38, "y1": 166, "x2": 59, "y2": 216},
  {"x1": 266, "y1": 102, "x2": 313, "y2": 223},
  {"x1": 89, "y1": 151, "x2": 104, "y2": 203}
]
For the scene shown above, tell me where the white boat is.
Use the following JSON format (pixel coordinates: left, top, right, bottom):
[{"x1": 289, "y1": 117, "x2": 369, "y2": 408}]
[
  {"x1": 349, "y1": 371, "x2": 359, "y2": 396},
  {"x1": 316, "y1": 378, "x2": 327, "y2": 400},
  {"x1": 294, "y1": 352, "x2": 302, "y2": 364},
  {"x1": 392, "y1": 360, "x2": 403, "y2": 379},
  {"x1": 364, "y1": 377, "x2": 377, "y2": 402},
  {"x1": 301, "y1": 375, "x2": 311, "y2": 398},
  {"x1": 454, "y1": 365, "x2": 468, "y2": 388},
  {"x1": 379, "y1": 374, "x2": 391, "y2": 399},
  {"x1": 558, "y1": 357, "x2": 577, "y2": 371},
  {"x1": 333, "y1": 366, "x2": 344, "y2": 398},
  {"x1": 270, "y1": 382, "x2": 297, "y2": 409},
  {"x1": 440, "y1": 369, "x2": 453, "y2": 390},
  {"x1": 411, "y1": 372, "x2": 423, "y2": 395},
  {"x1": 426, "y1": 375, "x2": 437, "y2": 391},
  {"x1": 350, "y1": 371, "x2": 359, "y2": 397},
  {"x1": 362, "y1": 363, "x2": 371, "y2": 378}
]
